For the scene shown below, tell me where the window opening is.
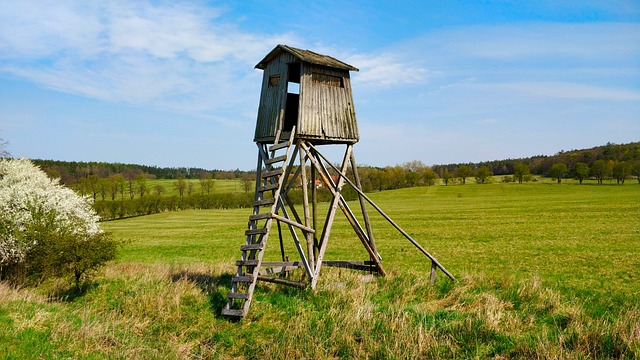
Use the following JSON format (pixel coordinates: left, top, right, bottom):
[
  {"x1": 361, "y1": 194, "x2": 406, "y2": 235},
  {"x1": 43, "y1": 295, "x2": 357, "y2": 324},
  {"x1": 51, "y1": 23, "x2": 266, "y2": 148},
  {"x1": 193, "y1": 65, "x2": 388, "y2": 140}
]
[
  {"x1": 268, "y1": 75, "x2": 280, "y2": 87},
  {"x1": 284, "y1": 62, "x2": 301, "y2": 132}
]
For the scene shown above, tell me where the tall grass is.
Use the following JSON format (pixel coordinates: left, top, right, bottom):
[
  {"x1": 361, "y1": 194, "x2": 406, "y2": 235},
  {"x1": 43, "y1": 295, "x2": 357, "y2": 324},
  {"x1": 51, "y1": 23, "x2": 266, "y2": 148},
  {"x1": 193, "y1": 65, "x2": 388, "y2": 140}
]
[{"x1": 1, "y1": 181, "x2": 639, "y2": 358}]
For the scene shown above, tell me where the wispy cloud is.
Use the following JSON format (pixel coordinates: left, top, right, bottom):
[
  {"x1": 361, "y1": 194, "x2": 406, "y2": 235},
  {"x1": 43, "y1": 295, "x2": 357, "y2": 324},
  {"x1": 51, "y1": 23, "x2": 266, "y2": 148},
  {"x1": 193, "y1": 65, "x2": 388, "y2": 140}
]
[
  {"x1": 0, "y1": 1, "x2": 296, "y2": 120},
  {"x1": 348, "y1": 53, "x2": 435, "y2": 87}
]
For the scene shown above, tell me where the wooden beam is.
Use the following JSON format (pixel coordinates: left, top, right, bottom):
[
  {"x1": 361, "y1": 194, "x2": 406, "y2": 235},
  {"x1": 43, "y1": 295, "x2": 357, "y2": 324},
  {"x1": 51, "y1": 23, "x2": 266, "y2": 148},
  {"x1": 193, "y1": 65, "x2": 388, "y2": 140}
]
[
  {"x1": 257, "y1": 275, "x2": 307, "y2": 288},
  {"x1": 309, "y1": 143, "x2": 352, "y2": 289},
  {"x1": 307, "y1": 143, "x2": 455, "y2": 282},
  {"x1": 299, "y1": 144, "x2": 315, "y2": 272}
]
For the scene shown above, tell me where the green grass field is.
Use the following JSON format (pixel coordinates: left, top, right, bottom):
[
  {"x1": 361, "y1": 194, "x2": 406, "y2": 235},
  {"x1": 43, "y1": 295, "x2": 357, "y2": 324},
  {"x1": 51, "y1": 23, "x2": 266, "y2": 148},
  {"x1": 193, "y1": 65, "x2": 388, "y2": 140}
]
[{"x1": 1, "y1": 181, "x2": 639, "y2": 358}]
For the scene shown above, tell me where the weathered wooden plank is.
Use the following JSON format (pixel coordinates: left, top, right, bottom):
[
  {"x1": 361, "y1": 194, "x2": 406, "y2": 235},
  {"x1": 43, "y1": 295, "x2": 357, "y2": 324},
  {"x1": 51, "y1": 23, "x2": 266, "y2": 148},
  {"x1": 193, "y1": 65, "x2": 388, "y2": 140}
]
[
  {"x1": 253, "y1": 198, "x2": 275, "y2": 207},
  {"x1": 232, "y1": 276, "x2": 253, "y2": 283},
  {"x1": 430, "y1": 261, "x2": 437, "y2": 285},
  {"x1": 236, "y1": 260, "x2": 259, "y2": 266},
  {"x1": 306, "y1": 143, "x2": 455, "y2": 282},
  {"x1": 265, "y1": 154, "x2": 286, "y2": 165},
  {"x1": 244, "y1": 228, "x2": 267, "y2": 236},
  {"x1": 256, "y1": 275, "x2": 307, "y2": 288},
  {"x1": 261, "y1": 261, "x2": 304, "y2": 267},
  {"x1": 249, "y1": 213, "x2": 271, "y2": 221},
  {"x1": 324, "y1": 261, "x2": 377, "y2": 272},
  {"x1": 221, "y1": 308, "x2": 245, "y2": 317},
  {"x1": 261, "y1": 169, "x2": 282, "y2": 178},
  {"x1": 268, "y1": 141, "x2": 289, "y2": 152},
  {"x1": 272, "y1": 214, "x2": 315, "y2": 234},
  {"x1": 257, "y1": 183, "x2": 279, "y2": 193},
  {"x1": 240, "y1": 244, "x2": 264, "y2": 251}
]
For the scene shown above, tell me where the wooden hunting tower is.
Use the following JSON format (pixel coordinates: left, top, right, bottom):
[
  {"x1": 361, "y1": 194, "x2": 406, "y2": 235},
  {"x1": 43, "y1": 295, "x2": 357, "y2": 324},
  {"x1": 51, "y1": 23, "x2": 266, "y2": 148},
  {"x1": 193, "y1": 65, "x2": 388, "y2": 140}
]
[
  {"x1": 222, "y1": 45, "x2": 453, "y2": 318},
  {"x1": 253, "y1": 44, "x2": 359, "y2": 144}
]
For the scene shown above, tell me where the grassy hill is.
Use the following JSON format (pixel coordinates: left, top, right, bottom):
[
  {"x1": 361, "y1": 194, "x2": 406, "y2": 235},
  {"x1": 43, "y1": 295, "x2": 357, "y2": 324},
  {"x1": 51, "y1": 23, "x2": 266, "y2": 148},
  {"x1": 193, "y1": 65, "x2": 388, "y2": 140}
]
[{"x1": 1, "y1": 181, "x2": 639, "y2": 358}]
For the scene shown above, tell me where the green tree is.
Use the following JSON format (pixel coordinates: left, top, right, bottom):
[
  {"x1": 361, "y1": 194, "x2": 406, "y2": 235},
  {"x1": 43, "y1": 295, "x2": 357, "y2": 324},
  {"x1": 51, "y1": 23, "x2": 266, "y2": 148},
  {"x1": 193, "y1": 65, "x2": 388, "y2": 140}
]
[
  {"x1": 97, "y1": 178, "x2": 110, "y2": 200},
  {"x1": 186, "y1": 180, "x2": 194, "y2": 196},
  {"x1": 87, "y1": 174, "x2": 99, "y2": 200},
  {"x1": 423, "y1": 168, "x2": 439, "y2": 186},
  {"x1": 632, "y1": 160, "x2": 640, "y2": 184},
  {"x1": 474, "y1": 166, "x2": 493, "y2": 184},
  {"x1": 135, "y1": 174, "x2": 147, "y2": 197},
  {"x1": 153, "y1": 183, "x2": 165, "y2": 196},
  {"x1": 0, "y1": 158, "x2": 116, "y2": 288},
  {"x1": 591, "y1": 160, "x2": 609, "y2": 184},
  {"x1": 199, "y1": 172, "x2": 215, "y2": 194},
  {"x1": 513, "y1": 163, "x2": 530, "y2": 184},
  {"x1": 573, "y1": 162, "x2": 590, "y2": 184},
  {"x1": 385, "y1": 166, "x2": 405, "y2": 190},
  {"x1": 455, "y1": 165, "x2": 472, "y2": 184},
  {"x1": 612, "y1": 161, "x2": 631, "y2": 185},
  {"x1": 442, "y1": 170, "x2": 454, "y2": 185},
  {"x1": 548, "y1": 163, "x2": 568, "y2": 184},
  {"x1": 242, "y1": 173, "x2": 253, "y2": 193},
  {"x1": 174, "y1": 177, "x2": 187, "y2": 196},
  {"x1": 115, "y1": 175, "x2": 126, "y2": 200}
]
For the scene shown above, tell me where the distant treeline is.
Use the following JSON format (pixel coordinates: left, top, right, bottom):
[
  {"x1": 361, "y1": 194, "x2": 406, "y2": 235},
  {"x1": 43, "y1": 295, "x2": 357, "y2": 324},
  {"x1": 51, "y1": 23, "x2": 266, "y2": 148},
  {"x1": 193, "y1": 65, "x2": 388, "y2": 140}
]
[
  {"x1": 432, "y1": 141, "x2": 640, "y2": 178},
  {"x1": 31, "y1": 159, "x2": 247, "y2": 185},
  {"x1": 32, "y1": 141, "x2": 640, "y2": 193}
]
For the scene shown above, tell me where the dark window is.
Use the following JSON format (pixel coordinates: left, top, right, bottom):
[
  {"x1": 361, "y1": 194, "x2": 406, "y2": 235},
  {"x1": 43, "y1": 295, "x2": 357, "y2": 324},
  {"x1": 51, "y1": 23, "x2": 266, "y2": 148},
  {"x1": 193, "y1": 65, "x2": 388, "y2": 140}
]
[
  {"x1": 268, "y1": 75, "x2": 280, "y2": 87},
  {"x1": 287, "y1": 63, "x2": 301, "y2": 84}
]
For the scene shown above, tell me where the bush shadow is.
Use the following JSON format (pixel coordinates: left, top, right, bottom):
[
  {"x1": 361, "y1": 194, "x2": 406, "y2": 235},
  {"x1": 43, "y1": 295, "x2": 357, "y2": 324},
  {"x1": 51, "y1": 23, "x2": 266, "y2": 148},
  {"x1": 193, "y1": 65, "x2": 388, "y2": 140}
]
[
  {"x1": 47, "y1": 281, "x2": 98, "y2": 302},
  {"x1": 170, "y1": 270, "x2": 233, "y2": 318}
]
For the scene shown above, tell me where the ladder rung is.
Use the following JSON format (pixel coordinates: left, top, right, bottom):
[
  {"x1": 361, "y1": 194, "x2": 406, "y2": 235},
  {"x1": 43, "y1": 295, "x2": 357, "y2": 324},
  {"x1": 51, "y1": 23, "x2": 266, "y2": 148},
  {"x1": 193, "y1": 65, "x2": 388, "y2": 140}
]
[
  {"x1": 261, "y1": 169, "x2": 282, "y2": 178},
  {"x1": 254, "y1": 198, "x2": 275, "y2": 207},
  {"x1": 245, "y1": 228, "x2": 268, "y2": 236},
  {"x1": 232, "y1": 276, "x2": 253, "y2": 283},
  {"x1": 240, "y1": 244, "x2": 264, "y2": 251},
  {"x1": 221, "y1": 308, "x2": 245, "y2": 317},
  {"x1": 269, "y1": 141, "x2": 289, "y2": 152},
  {"x1": 257, "y1": 183, "x2": 279, "y2": 192},
  {"x1": 249, "y1": 213, "x2": 272, "y2": 221},
  {"x1": 236, "y1": 260, "x2": 259, "y2": 266},
  {"x1": 227, "y1": 292, "x2": 250, "y2": 300},
  {"x1": 265, "y1": 155, "x2": 286, "y2": 165}
]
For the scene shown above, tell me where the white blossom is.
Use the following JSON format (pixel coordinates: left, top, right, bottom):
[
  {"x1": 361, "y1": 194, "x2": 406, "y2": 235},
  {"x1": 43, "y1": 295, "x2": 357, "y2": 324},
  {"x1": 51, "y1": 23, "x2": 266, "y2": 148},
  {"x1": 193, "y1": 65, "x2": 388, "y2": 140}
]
[{"x1": 0, "y1": 158, "x2": 103, "y2": 266}]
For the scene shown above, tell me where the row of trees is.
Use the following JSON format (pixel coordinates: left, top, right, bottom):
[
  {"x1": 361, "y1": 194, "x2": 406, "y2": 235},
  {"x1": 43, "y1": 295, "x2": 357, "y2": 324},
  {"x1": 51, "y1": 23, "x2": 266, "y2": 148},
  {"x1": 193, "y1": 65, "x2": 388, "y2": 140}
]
[
  {"x1": 74, "y1": 171, "x2": 218, "y2": 200},
  {"x1": 31, "y1": 159, "x2": 246, "y2": 186},
  {"x1": 433, "y1": 142, "x2": 640, "y2": 178}
]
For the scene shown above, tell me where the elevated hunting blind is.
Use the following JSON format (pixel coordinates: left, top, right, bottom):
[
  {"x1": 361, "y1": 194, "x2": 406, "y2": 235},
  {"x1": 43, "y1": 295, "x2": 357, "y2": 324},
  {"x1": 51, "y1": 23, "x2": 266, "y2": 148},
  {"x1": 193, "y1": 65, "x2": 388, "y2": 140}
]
[{"x1": 222, "y1": 45, "x2": 454, "y2": 318}]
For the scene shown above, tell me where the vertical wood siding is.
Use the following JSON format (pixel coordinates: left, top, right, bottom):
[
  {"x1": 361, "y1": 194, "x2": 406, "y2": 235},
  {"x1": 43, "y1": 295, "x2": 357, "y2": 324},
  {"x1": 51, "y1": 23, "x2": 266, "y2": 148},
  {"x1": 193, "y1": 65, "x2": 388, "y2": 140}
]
[
  {"x1": 299, "y1": 64, "x2": 359, "y2": 143},
  {"x1": 254, "y1": 53, "x2": 359, "y2": 144},
  {"x1": 254, "y1": 52, "x2": 296, "y2": 142}
]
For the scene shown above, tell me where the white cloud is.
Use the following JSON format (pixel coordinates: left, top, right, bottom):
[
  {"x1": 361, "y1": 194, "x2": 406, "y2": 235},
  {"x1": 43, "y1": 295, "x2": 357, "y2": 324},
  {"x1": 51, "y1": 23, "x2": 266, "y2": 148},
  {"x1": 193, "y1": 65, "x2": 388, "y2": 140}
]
[
  {"x1": 0, "y1": 0, "x2": 296, "y2": 118},
  {"x1": 349, "y1": 52, "x2": 435, "y2": 87}
]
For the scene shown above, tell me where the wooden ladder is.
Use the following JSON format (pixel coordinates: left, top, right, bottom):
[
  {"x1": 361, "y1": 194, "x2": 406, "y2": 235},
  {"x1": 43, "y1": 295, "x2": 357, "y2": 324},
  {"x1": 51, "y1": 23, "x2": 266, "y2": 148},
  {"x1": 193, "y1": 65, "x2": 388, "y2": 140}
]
[{"x1": 221, "y1": 129, "x2": 295, "y2": 318}]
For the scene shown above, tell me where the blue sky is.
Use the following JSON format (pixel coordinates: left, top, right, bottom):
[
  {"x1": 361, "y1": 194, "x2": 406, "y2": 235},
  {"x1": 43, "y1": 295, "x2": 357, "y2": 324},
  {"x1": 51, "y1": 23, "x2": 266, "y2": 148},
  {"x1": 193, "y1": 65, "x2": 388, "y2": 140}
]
[{"x1": 1, "y1": 1, "x2": 639, "y2": 170}]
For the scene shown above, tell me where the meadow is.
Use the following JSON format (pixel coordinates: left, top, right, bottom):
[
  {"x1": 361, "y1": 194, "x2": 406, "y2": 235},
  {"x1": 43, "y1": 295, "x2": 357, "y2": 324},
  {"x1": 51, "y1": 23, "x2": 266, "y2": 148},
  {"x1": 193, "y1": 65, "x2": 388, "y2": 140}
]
[{"x1": 1, "y1": 180, "x2": 638, "y2": 358}]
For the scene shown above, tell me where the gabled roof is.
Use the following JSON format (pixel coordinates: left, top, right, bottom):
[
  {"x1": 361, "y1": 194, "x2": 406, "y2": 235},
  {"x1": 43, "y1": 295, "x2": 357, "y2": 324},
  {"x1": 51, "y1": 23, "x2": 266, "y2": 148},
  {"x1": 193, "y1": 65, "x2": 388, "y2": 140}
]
[{"x1": 255, "y1": 44, "x2": 359, "y2": 72}]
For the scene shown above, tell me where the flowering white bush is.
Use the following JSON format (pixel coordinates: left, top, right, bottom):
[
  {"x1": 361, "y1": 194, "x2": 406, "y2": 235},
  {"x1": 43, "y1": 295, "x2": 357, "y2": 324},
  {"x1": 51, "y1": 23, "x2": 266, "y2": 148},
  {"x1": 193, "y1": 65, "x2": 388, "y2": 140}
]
[{"x1": 0, "y1": 158, "x2": 103, "y2": 267}]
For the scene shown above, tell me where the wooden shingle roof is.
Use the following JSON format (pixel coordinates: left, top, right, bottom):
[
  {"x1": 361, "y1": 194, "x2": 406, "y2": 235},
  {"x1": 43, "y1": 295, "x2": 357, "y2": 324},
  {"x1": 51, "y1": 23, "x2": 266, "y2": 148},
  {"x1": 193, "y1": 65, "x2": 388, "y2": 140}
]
[{"x1": 255, "y1": 44, "x2": 358, "y2": 72}]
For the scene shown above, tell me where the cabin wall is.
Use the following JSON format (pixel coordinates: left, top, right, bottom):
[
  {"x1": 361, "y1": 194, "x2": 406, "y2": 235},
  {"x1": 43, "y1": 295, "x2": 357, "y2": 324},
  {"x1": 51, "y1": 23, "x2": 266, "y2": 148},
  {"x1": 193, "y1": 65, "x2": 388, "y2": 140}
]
[
  {"x1": 254, "y1": 52, "x2": 297, "y2": 143},
  {"x1": 299, "y1": 64, "x2": 359, "y2": 143},
  {"x1": 254, "y1": 53, "x2": 359, "y2": 144}
]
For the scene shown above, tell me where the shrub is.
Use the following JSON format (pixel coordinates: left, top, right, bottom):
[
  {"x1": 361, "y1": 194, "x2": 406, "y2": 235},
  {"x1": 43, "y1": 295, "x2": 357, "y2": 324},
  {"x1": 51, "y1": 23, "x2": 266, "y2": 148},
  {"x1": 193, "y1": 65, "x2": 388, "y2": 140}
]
[{"x1": 0, "y1": 158, "x2": 116, "y2": 287}]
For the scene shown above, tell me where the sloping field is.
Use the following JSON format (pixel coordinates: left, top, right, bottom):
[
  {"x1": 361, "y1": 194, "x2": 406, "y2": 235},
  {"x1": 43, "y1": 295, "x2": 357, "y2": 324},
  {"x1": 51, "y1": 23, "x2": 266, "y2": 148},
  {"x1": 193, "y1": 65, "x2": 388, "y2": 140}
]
[{"x1": 1, "y1": 182, "x2": 638, "y2": 358}]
